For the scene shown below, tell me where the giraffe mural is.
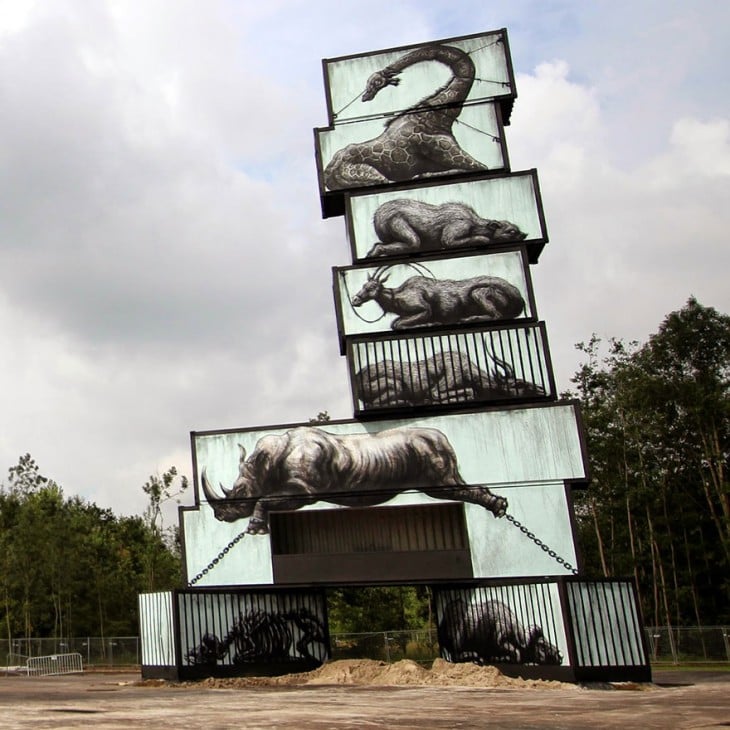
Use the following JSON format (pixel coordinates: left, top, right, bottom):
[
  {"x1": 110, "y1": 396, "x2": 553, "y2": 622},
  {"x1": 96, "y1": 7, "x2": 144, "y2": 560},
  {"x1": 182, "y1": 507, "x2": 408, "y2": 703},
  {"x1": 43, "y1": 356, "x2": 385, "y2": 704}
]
[{"x1": 324, "y1": 44, "x2": 489, "y2": 189}]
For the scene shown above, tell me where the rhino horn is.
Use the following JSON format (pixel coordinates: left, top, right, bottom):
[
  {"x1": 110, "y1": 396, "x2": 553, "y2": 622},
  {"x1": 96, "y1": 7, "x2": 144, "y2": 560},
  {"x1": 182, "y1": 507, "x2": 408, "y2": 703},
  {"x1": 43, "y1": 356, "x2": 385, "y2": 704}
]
[{"x1": 201, "y1": 469, "x2": 223, "y2": 503}]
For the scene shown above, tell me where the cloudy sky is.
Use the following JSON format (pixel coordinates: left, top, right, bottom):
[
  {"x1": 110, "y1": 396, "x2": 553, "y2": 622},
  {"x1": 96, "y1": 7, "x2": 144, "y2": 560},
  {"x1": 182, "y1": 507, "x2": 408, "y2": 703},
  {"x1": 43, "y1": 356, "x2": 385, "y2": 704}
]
[{"x1": 0, "y1": 0, "x2": 727, "y2": 519}]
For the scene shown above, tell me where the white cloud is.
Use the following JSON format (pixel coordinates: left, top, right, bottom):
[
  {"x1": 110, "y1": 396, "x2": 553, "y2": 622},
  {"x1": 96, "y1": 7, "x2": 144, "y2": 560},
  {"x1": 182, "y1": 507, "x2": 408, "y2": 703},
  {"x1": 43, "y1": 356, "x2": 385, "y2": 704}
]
[
  {"x1": 506, "y1": 58, "x2": 729, "y2": 389},
  {"x1": 0, "y1": 0, "x2": 727, "y2": 518}
]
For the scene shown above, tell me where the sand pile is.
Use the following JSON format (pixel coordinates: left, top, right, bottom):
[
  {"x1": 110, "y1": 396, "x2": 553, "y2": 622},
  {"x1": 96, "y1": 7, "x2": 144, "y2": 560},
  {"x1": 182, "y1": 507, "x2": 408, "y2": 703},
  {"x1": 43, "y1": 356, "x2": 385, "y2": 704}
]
[
  {"x1": 171, "y1": 659, "x2": 570, "y2": 690},
  {"x1": 305, "y1": 658, "x2": 566, "y2": 688}
]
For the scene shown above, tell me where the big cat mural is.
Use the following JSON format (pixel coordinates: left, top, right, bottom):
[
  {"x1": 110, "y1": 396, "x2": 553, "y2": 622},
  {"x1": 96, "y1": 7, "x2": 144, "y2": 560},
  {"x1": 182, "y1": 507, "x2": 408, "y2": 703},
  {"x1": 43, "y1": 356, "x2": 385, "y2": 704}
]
[
  {"x1": 346, "y1": 324, "x2": 554, "y2": 414},
  {"x1": 435, "y1": 584, "x2": 568, "y2": 667},
  {"x1": 364, "y1": 199, "x2": 526, "y2": 258}
]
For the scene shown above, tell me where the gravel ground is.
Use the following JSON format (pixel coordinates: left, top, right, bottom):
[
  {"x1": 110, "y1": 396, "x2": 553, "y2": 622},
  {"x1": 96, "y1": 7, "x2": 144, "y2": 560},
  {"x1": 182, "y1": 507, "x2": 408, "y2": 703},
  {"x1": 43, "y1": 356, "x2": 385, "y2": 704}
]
[{"x1": 0, "y1": 662, "x2": 728, "y2": 729}]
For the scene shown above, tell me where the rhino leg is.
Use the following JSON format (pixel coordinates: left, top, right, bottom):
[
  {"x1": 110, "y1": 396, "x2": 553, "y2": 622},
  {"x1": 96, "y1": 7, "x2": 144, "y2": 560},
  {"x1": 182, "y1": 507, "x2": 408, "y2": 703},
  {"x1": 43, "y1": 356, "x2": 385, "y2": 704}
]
[
  {"x1": 246, "y1": 490, "x2": 322, "y2": 534},
  {"x1": 424, "y1": 484, "x2": 507, "y2": 517},
  {"x1": 246, "y1": 516, "x2": 269, "y2": 534},
  {"x1": 242, "y1": 501, "x2": 268, "y2": 533}
]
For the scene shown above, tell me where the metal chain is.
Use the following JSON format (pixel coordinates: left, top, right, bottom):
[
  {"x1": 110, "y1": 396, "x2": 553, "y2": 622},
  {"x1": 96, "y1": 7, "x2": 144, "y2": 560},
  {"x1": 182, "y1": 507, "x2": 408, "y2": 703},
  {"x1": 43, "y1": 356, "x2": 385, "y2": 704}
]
[
  {"x1": 504, "y1": 513, "x2": 578, "y2": 575},
  {"x1": 187, "y1": 512, "x2": 577, "y2": 585},
  {"x1": 188, "y1": 530, "x2": 248, "y2": 586},
  {"x1": 333, "y1": 89, "x2": 365, "y2": 120},
  {"x1": 473, "y1": 76, "x2": 512, "y2": 88},
  {"x1": 466, "y1": 38, "x2": 503, "y2": 55}
]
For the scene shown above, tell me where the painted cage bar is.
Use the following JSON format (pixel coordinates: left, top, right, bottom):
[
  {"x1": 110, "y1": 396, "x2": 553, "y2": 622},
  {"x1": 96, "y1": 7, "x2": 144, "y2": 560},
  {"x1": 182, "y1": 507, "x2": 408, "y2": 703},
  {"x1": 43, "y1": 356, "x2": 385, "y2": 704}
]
[
  {"x1": 139, "y1": 591, "x2": 176, "y2": 669},
  {"x1": 138, "y1": 577, "x2": 649, "y2": 683},
  {"x1": 347, "y1": 322, "x2": 556, "y2": 416},
  {"x1": 434, "y1": 576, "x2": 651, "y2": 683},
  {"x1": 140, "y1": 587, "x2": 330, "y2": 680}
]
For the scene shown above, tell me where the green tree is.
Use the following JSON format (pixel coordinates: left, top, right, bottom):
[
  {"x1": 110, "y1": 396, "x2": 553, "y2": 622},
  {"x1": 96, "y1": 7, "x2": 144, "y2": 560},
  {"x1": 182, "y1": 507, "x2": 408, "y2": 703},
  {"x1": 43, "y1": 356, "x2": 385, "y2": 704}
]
[
  {"x1": 327, "y1": 586, "x2": 432, "y2": 637},
  {"x1": 141, "y1": 466, "x2": 188, "y2": 591},
  {"x1": 6, "y1": 453, "x2": 52, "y2": 496},
  {"x1": 570, "y1": 298, "x2": 730, "y2": 626},
  {"x1": 0, "y1": 456, "x2": 186, "y2": 639}
]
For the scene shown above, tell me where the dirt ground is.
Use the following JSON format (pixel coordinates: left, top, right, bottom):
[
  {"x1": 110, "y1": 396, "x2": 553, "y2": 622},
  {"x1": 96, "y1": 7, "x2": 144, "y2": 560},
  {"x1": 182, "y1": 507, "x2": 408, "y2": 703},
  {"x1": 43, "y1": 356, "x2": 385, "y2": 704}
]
[{"x1": 1, "y1": 661, "x2": 729, "y2": 729}]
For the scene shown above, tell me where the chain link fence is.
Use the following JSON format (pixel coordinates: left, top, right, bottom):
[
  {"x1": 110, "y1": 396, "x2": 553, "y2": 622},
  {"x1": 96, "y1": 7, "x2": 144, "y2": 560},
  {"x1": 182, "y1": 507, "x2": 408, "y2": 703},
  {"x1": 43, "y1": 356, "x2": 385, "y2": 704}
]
[
  {"x1": 330, "y1": 629, "x2": 440, "y2": 664},
  {"x1": 3, "y1": 627, "x2": 729, "y2": 670},
  {"x1": 645, "y1": 626, "x2": 730, "y2": 664},
  {"x1": 2, "y1": 637, "x2": 140, "y2": 669}
]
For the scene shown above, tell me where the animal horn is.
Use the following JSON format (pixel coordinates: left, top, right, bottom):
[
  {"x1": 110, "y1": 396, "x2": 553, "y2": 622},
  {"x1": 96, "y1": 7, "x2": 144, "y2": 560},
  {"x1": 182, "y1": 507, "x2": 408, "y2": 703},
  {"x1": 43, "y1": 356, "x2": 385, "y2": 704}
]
[
  {"x1": 201, "y1": 469, "x2": 222, "y2": 503},
  {"x1": 372, "y1": 266, "x2": 390, "y2": 282}
]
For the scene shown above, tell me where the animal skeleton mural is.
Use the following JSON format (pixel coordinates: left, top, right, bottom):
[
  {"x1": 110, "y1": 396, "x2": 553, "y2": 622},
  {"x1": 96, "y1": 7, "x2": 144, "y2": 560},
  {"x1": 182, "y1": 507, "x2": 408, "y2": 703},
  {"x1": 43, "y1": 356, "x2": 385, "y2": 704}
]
[
  {"x1": 350, "y1": 268, "x2": 525, "y2": 329},
  {"x1": 439, "y1": 597, "x2": 563, "y2": 665},
  {"x1": 355, "y1": 350, "x2": 545, "y2": 408},
  {"x1": 366, "y1": 199, "x2": 527, "y2": 258},
  {"x1": 324, "y1": 45, "x2": 488, "y2": 189},
  {"x1": 186, "y1": 608, "x2": 327, "y2": 666},
  {"x1": 201, "y1": 425, "x2": 507, "y2": 534}
]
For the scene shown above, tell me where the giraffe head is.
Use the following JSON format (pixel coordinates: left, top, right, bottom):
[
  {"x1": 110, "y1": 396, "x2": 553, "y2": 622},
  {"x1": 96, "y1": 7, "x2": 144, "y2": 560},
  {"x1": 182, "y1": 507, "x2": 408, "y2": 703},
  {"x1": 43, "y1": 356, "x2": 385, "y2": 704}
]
[{"x1": 362, "y1": 68, "x2": 400, "y2": 102}]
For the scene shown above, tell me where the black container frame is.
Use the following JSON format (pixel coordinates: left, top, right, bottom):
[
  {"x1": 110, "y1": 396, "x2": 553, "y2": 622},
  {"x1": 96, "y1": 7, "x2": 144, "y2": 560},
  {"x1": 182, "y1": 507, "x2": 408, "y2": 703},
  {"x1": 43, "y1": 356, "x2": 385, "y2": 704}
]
[
  {"x1": 320, "y1": 28, "x2": 516, "y2": 127},
  {"x1": 139, "y1": 576, "x2": 650, "y2": 684},
  {"x1": 332, "y1": 244, "x2": 537, "y2": 354},
  {"x1": 342, "y1": 170, "x2": 548, "y2": 263},
  {"x1": 345, "y1": 321, "x2": 556, "y2": 418},
  {"x1": 433, "y1": 576, "x2": 652, "y2": 683},
  {"x1": 315, "y1": 101, "x2": 510, "y2": 219},
  {"x1": 140, "y1": 586, "x2": 330, "y2": 680}
]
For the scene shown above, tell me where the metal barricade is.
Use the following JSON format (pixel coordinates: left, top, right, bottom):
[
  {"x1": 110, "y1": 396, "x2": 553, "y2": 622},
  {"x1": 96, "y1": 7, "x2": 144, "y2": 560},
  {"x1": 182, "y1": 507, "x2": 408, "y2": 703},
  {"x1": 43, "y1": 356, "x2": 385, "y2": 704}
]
[
  {"x1": 4, "y1": 653, "x2": 29, "y2": 676},
  {"x1": 26, "y1": 652, "x2": 83, "y2": 677}
]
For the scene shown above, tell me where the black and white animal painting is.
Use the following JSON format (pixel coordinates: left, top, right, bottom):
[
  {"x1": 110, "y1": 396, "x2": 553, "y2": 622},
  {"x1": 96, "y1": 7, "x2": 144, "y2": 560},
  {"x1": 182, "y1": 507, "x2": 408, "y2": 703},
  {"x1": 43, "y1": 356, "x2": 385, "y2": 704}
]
[
  {"x1": 350, "y1": 269, "x2": 525, "y2": 329},
  {"x1": 366, "y1": 199, "x2": 526, "y2": 258},
  {"x1": 439, "y1": 597, "x2": 562, "y2": 665},
  {"x1": 201, "y1": 426, "x2": 507, "y2": 534},
  {"x1": 324, "y1": 45, "x2": 487, "y2": 189},
  {"x1": 355, "y1": 351, "x2": 544, "y2": 408},
  {"x1": 186, "y1": 607, "x2": 327, "y2": 666}
]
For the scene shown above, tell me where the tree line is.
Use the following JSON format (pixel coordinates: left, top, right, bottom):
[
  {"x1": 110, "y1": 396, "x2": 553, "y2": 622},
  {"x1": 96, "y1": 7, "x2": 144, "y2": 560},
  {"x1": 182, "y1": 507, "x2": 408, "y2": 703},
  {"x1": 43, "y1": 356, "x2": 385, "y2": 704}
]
[
  {"x1": 569, "y1": 298, "x2": 729, "y2": 626},
  {"x1": 0, "y1": 456, "x2": 186, "y2": 641},
  {"x1": 1, "y1": 297, "x2": 726, "y2": 642}
]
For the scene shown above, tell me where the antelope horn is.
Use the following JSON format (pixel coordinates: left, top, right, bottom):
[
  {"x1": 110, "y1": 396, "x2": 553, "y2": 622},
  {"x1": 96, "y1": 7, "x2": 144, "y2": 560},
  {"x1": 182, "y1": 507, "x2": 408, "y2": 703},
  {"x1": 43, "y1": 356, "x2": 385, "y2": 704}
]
[{"x1": 371, "y1": 265, "x2": 389, "y2": 281}]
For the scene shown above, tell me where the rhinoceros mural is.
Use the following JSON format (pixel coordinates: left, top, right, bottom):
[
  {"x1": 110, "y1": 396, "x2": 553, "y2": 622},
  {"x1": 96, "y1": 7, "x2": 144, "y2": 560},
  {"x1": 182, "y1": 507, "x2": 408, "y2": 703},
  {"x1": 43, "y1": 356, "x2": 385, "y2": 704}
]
[{"x1": 201, "y1": 425, "x2": 507, "y2": 534}]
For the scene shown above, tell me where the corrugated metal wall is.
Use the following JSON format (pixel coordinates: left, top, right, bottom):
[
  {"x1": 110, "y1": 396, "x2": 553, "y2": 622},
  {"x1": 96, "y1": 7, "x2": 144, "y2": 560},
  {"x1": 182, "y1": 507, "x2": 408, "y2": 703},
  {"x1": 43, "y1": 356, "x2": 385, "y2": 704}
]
[{"x1": 138, "y1": 591, "x2": 175, "y2": 668}]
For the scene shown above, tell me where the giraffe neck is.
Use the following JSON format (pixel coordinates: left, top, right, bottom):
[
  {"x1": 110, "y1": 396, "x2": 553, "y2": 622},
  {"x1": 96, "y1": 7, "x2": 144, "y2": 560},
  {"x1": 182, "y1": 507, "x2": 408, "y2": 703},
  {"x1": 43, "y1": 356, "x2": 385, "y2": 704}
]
[{"x1": 386, "y1": 44, "x2": 475, "y2": 110}]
